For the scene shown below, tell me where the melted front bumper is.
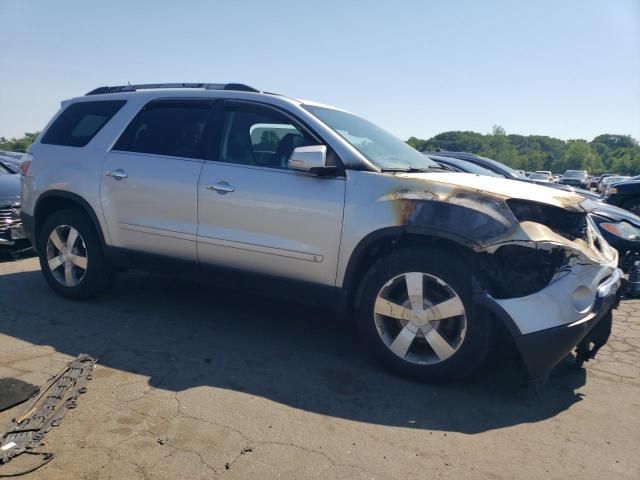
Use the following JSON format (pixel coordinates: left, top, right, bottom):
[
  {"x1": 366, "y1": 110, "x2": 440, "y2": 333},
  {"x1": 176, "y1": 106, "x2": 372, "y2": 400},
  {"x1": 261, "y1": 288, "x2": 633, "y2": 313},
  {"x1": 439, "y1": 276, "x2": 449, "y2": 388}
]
[{"x1": 511, "y1": 268, "x2": 622, "y2": 383}]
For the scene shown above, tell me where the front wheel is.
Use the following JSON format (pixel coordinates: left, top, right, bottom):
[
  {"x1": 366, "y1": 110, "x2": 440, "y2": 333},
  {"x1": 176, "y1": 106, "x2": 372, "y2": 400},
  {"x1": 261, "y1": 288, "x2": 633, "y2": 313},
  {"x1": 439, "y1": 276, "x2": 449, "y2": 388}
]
[
  {"x1": 355, "y1": 248, "x2": 492, "y2": 382},
  {"x1": 38, "y1": 208, "x2": 113, "y2": 299}
]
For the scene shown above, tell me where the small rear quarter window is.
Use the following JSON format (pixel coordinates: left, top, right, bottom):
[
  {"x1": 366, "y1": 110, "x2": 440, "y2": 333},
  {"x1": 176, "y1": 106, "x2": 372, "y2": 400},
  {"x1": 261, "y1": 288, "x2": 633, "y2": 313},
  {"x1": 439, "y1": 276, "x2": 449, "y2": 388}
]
[{"x1": 41, "y1": 100, "x2": 126, "y2": 147}]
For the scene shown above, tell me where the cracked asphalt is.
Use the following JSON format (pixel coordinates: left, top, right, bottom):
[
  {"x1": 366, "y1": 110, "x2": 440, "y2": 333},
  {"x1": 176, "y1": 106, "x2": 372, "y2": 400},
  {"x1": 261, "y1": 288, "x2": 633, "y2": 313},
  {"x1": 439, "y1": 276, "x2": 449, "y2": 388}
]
[{"x1": 0, "y1": 255, "x2": 639, "y2": 479}]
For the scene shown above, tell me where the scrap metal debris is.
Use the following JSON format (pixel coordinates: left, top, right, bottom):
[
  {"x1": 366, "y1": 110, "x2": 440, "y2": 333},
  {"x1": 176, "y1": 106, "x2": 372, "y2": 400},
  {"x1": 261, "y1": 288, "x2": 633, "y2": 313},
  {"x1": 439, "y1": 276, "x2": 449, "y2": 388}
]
[
  {"x1": 0, "y1": 380, "x2": 39, "y2": 413},
  {"x1": 0, "y1": 354, "x2": 96, "y2": 477}
]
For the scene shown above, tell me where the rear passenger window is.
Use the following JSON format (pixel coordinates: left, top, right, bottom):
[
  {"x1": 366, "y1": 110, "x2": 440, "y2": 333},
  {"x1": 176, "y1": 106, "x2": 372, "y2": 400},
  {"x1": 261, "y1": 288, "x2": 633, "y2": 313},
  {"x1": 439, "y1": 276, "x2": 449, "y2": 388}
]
[
  {"x1": 41, "y1": 100, "x2": 126, "y2": 147},
  {"x1": 113, "y1": 100, "x2": 212, "y2": 159}
]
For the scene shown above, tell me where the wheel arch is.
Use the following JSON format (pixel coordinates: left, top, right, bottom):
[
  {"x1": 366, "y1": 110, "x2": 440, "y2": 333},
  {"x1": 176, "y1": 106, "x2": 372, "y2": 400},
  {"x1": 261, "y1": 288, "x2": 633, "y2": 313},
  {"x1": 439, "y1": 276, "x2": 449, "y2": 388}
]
[
  {"x1": 34, "y1": 191, "x2": 107, "y2": 251},
  {"x1": 342, "y1": 227, "x2": 522, "y2": 341},
  {"x1": 342, "y1": 227, "x2": 479, "y2": 303}
]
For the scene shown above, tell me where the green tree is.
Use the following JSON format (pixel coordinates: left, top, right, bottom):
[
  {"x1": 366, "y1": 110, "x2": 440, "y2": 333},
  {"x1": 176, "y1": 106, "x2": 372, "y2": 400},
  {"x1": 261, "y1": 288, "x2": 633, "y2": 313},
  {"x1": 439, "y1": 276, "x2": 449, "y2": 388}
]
[
  {"x1": 0, "y1": 132, "x2": 39, "y2": 152},
  {"x1": 591, "y1": 134, "x2": 638, "y2": 150},
  {"x1": 405, "y1": 129, "x2": 640, "y2": 175}
]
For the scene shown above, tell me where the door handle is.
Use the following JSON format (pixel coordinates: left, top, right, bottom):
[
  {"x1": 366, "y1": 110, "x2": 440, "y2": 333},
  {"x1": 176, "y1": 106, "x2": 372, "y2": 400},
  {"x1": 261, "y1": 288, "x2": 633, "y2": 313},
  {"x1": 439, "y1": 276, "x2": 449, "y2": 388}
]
[
  {"x1": 205, "y1": 182, "x2": 235, "y2": 194},
  {"x1": 105, "y1": 169, "x2": 128, "y2": 180}
]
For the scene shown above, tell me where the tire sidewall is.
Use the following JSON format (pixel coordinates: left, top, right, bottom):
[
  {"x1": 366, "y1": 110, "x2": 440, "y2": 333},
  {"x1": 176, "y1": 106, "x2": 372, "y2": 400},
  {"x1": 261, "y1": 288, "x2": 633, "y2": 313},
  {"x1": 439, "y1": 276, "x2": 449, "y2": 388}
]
[{"x1": 356, "y1": 247, "x2": 491, "y2": 382}]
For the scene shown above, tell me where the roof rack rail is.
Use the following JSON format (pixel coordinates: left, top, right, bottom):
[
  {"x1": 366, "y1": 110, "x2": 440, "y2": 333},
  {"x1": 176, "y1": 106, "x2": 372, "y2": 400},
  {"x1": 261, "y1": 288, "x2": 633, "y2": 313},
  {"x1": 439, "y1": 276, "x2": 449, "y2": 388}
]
[{"x1": 85, "y1": 83, "x2": 260, "y2": 96}]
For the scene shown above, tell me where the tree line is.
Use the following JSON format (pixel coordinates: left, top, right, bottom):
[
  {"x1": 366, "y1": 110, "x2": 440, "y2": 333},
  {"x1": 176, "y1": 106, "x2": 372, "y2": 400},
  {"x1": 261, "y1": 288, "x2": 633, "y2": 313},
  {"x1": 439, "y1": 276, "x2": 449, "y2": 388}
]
[
  {"x1": 3, "y1": 127, "x2": 640, "y2": 176},
  {"x1": 408, "y1": 126, "x2": 640, "y2": 176},
  {"x1": 0, "y1": 132, "x2": 39, "y2": 153}
]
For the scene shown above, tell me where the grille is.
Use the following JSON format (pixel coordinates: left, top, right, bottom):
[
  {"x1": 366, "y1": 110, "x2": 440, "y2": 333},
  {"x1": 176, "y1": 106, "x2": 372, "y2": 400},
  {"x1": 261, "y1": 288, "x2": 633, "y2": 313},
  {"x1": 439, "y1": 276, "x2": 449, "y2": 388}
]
[{"x1": 0, "y1": 205, "x2": 17, "y2": 226}]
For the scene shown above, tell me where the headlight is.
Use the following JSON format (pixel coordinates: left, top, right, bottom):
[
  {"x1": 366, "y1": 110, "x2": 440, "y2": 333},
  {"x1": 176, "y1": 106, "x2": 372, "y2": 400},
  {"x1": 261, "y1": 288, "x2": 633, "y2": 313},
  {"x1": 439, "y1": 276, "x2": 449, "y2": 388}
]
[
  {"x1": 599, "y1": 221, "x2": 640, "y2": 240},
  {"x1": 506, "y1": 199, "x2": 587, "y2": 241},
  {"x1": 608, "y1": 187, "x2": 618, "y2": 195}
]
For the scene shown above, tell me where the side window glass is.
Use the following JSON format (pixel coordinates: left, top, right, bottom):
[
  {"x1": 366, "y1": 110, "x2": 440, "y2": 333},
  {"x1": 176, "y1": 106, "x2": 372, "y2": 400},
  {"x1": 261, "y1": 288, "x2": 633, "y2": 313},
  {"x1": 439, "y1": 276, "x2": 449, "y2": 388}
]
[
  {"x1": 220, "y1": 108, "x2": 315, "y2": 169},
  {"x1": 41, "y1": 100, "x2": 126, "y2": 147},
  {"x1": 114, "y1": 101, "x2": 211, "y2": 159}
]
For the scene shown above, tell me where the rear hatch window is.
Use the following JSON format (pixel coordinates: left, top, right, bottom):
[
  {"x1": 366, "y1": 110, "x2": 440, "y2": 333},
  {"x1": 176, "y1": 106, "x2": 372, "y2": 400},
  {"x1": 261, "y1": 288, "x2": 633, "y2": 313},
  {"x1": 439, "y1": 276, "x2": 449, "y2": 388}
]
[{"x1": 41, "y1": 100, "x2": 126, "y2": 147}]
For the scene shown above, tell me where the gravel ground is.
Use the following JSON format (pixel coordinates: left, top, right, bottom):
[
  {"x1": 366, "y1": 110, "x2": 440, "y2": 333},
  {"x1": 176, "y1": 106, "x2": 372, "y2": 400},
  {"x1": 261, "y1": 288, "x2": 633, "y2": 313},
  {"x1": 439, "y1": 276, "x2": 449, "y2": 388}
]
[{"x1": 0, "y1": 255, "x2": 638, "y2": 479}]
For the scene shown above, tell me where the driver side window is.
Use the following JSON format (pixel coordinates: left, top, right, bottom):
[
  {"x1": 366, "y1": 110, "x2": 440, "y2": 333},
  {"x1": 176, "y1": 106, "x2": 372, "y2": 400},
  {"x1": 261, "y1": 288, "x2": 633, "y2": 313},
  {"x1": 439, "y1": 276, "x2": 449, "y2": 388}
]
[{"x1": 219, "y1": 107, "x2": 314, "y2": 170}]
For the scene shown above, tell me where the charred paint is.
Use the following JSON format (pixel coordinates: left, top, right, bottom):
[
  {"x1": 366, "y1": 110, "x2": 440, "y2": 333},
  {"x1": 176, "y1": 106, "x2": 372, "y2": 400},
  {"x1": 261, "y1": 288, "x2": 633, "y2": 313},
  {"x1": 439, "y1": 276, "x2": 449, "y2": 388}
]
[{"x1": 379, "y1": 177, "x2": 618, "y2": 300}]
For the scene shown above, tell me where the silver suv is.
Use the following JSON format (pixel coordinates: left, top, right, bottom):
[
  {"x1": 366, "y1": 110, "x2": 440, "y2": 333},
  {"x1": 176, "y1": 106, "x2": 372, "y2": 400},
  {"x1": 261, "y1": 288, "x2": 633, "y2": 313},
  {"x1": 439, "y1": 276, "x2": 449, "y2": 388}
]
[{"x1": 20, "y1": 83, "x2": 622, "y2": 385}]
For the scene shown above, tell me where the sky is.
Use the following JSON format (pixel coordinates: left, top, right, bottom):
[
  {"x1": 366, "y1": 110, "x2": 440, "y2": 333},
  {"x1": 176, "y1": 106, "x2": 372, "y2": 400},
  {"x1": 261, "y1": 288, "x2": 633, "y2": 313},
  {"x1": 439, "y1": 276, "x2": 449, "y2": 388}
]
[{"x1": 0, "y1": 0, "x2": 639, "y2": 142}]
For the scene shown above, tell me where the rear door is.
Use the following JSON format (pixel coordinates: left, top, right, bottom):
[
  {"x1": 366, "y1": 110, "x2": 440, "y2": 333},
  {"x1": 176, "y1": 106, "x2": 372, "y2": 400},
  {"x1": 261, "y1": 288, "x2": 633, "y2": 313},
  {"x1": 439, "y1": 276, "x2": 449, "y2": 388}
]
[
  {"x1": 197, "y1": 100, "x2": 346, "y2": 285},
  {"x1": 100, "y1": 98, "x2": 214, "y2": 261}
]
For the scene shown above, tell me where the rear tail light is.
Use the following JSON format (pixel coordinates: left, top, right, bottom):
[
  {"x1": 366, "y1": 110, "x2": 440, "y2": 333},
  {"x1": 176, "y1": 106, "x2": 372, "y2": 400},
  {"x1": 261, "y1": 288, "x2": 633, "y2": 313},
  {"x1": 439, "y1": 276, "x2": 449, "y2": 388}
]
[{"x1": 19, "y1": 153, "x2": 33, "y2": 176}]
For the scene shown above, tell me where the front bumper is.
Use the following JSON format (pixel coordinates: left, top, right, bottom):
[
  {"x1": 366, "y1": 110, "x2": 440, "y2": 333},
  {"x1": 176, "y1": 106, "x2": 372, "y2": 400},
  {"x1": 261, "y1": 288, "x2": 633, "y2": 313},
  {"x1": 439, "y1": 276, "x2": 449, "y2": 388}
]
[
  {"x1": 512, "y1": 269, "x2": 622, "y2": 383},
  {"x1": 0, "y1": 205, "x2": 28, "y2": 248},
  {"x1": 479, "y1": 265, "x2": 623, "y2": 384}
]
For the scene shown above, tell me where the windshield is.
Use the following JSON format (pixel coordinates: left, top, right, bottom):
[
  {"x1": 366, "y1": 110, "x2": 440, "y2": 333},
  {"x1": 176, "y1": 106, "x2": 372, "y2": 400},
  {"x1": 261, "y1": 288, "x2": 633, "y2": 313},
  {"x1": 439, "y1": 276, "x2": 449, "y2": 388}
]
[
  {"x1": 304, "y1": 106, "x2": 438, "y2": 170},
  {"x1": 564, "y1": 170, "x2": 587, "y2": 179}
]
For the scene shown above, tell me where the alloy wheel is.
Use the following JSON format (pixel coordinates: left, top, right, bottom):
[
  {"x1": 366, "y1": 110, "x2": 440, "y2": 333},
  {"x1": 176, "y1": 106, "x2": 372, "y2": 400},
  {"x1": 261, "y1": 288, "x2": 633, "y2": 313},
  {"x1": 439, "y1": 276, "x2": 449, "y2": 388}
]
[
  {"x1": 46, "y1": 225, "x2": 88, "y2": 287},
  {"x1": 374, "y1": 272, "x2": 467, "y2": 365}
]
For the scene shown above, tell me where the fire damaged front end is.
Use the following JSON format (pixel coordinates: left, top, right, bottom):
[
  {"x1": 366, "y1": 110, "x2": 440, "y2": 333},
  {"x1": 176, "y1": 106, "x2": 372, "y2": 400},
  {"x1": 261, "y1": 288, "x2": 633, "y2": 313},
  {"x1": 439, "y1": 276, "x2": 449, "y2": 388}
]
[
  {"x1": 476, "y1": 200, "x2": 622, "y2": 384},
  {"x1": 378, "y1": 173, "x2": 623, "y2": 384}
]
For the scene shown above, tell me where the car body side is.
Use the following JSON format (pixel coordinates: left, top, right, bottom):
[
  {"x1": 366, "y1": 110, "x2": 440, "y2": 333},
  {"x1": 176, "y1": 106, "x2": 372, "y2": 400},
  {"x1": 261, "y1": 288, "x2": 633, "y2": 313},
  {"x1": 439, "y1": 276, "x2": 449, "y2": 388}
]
[{"x1": 21, "y1": 89, "x2": 623, "y2": 383}]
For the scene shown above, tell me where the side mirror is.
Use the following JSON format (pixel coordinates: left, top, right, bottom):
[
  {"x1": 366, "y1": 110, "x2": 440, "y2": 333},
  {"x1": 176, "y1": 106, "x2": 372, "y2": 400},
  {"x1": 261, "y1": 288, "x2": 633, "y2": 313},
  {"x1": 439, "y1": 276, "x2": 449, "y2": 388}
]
[{"x1": 288, "y1": 145, "x2": 336, "y2": 175}]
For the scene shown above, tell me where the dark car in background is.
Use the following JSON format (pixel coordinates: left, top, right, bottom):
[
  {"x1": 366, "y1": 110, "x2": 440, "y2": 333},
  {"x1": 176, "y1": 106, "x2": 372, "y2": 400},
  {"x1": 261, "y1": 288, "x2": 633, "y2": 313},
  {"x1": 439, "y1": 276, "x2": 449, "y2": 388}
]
[
  {"x1": 0, "y1": 159, "x2": 29, "y2": 250},
  {"x1": 605, "y1": 178, "x2": 640, "y2": 215},
  {"x1": 0, "y1": 151, "x2": 25, "y2": 171},
  {"x1": 426, "y1": 151, "x2": 599, "y2": 199},
  {"x1": 559, "y1": 170, "x2": 589, "y2": 189},
  {"x1": 428, "y1": 153, "x2": 640, "y2": 270}
]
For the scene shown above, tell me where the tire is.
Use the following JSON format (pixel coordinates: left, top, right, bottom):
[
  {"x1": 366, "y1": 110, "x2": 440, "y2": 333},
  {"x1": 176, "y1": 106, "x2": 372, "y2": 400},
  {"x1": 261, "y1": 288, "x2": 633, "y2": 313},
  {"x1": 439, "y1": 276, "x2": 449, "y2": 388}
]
[
  {"x1": 355, "y1": 247, "x2": 492, "y2": 382},
  {"x1": 38, "y1": 208, "x2": 113, "y2": 299}
]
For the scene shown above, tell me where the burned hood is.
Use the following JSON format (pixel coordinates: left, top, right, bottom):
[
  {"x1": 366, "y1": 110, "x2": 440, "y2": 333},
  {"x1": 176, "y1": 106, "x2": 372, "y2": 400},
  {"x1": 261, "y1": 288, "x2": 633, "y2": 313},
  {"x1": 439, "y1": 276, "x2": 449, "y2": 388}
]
[{"x1": 397, "y1": 172, "x2": 590, "y2": 212}]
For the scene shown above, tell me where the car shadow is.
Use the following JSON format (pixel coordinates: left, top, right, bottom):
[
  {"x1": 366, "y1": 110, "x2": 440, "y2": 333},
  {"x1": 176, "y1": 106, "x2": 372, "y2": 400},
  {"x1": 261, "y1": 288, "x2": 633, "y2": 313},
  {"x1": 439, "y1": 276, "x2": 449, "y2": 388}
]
[
  {"x1": 0, "y1": 245, "x2": 35, "y2": 263},
  {"x1": 0, "y1": 268, "x2": 587, "y2": 434}
]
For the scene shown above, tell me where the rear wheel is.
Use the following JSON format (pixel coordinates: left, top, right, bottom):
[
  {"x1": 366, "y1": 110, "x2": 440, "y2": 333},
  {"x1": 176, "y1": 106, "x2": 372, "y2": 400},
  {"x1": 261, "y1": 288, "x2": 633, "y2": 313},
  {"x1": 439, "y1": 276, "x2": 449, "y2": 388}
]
[
  {"x1": 356, "y1": 247, "x2": 492, "y2": 382},
  {"x1": 38, "y1": 209, "x2": 113, "y2": 299}
]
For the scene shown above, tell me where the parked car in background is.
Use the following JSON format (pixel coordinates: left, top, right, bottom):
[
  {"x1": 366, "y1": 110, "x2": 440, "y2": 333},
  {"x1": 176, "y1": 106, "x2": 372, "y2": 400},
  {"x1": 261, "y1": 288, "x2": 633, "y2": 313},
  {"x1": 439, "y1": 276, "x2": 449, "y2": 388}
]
[
  {"x1": 597, "y1": 173, "x2": 618, "y2": 193},
  {"x1": 426, "y1": 151, "x2": 599, "y2": 199},
  {"x1": 601, "y1": 176, "x2": 630, "y2": 196},
  {"x1": 605, "y1": 178, "x2": 640, "y2": 215},
  {"x1": 529, "y1": 172, "x2": 552, "y2": 182},
  {"x1": 559, "y1": 170, "x2": 589, "y2": 189},
  {"x1": 0, "y1": 159, "x2": 29, "y2": 249},
  {"x1": 19, "y1": 82, "x2": 622, "y2": 384},
  {"x1": 0, "y1": 151, "x2": 26, "y2": 171},
  {"x1": 429, "y1": 153, "x2": 640, "y2": 270}
]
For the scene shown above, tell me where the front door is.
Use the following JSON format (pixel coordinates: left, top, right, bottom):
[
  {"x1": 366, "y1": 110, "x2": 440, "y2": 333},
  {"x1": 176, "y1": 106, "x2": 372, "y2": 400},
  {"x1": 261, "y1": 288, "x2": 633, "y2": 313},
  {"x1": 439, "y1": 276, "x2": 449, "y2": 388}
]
[{"x1": 197, "y1": 101, "x2": 346, "y2": 285}]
